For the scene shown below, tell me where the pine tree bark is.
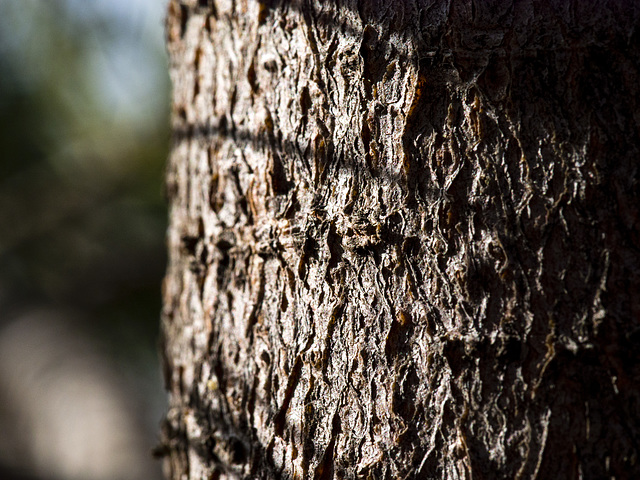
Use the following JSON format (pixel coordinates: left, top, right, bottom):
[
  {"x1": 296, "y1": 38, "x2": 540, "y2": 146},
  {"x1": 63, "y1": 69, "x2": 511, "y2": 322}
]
[{"x1": 159, "y1": 1, "x2": 640, "y2": 478}]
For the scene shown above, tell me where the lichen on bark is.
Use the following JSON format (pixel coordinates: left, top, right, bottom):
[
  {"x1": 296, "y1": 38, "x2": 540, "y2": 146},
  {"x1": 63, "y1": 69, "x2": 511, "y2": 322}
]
[{"x1": 160, "y1": 1, "x2": 640, "y2": 478}]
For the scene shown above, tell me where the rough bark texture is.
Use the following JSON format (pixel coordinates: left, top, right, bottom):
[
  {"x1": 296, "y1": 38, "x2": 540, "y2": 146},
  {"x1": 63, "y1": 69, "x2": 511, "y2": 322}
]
[{"x1": 160, "y1": 1, "x2": 640, "y2": 478}]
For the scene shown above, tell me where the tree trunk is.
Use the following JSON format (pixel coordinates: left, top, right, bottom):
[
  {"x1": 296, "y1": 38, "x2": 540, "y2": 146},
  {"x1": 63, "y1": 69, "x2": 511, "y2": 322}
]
[{"x1": 159, "y1": 1, "x2": 640, "y2": 478}]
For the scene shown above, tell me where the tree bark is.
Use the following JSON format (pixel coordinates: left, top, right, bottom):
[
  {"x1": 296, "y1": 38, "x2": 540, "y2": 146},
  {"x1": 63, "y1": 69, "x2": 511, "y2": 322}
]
[{"x1": 159, "y1": 1, "x2": 640, "y2": 478}]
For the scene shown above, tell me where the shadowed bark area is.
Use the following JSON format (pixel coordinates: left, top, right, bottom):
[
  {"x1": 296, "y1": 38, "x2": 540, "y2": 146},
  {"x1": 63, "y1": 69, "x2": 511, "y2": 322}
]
[{"x1": 159, "y1": 1, "x2": 640, "y2": 478}]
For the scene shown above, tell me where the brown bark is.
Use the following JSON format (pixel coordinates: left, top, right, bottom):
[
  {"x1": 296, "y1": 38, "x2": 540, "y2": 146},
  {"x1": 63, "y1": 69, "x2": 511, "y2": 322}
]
[{"x1": 159, "y1": 1, "x2": 640, "y2": 478}]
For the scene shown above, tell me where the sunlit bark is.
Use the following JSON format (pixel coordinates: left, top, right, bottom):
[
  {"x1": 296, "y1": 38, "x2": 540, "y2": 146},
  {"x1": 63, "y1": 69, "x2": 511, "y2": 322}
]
[{"x1": 160, "y1": 1, "x2": 640, "y2": 478}]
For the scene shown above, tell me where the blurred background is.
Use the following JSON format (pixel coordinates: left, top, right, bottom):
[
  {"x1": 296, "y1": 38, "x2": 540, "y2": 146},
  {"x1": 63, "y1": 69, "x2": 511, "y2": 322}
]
[{"x1": 0, "y1": 1, "x2": 170, "y2": 479}]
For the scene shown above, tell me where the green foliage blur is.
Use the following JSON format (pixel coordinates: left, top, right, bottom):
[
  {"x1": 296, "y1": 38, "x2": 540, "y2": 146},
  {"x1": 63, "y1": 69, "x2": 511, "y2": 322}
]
[{"x1": 0, "y1": 0, "x2": 170, "y2": 367}]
